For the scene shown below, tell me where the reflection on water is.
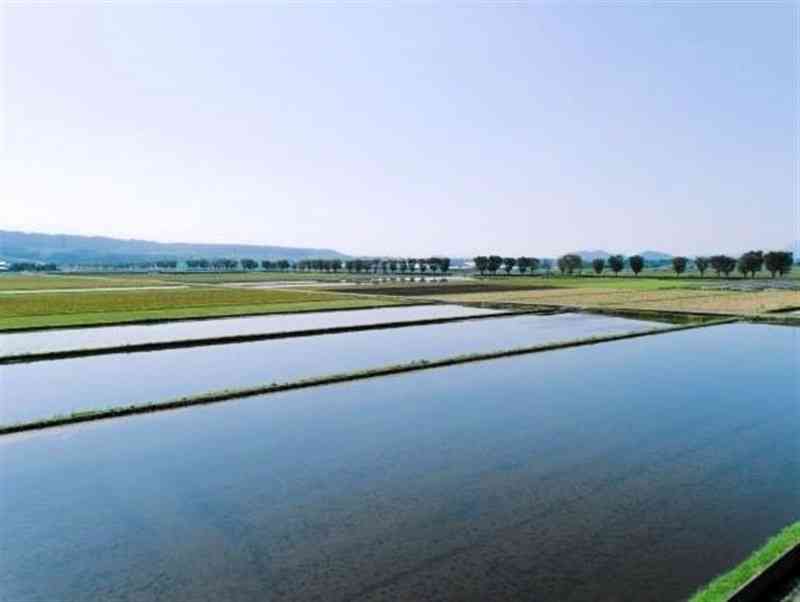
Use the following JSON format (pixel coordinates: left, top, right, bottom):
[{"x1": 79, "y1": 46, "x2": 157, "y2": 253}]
[
  {"x1": 1, "y1": 323, "x2": 797, "y2": 601},
  {"x1": 0, "y1": 304, "x2": 498, "y2": 356},
  {"x1": 0, "y1": 313, "x2": 662, "y2": 424}
]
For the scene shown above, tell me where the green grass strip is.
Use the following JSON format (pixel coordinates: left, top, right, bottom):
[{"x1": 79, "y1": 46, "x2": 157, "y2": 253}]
[
  {"x1": 689, "y1": 521, "x2": 800, "y2": 602},
  {"x1": 0, "y1": 317, "x2": 736, "y2": 436},
  {"x1": 747, "y1": 314, "x2": 800, "y2": 326},
  {"x1": 0, "y1": 299, "x2": 421, "y2": 333}
]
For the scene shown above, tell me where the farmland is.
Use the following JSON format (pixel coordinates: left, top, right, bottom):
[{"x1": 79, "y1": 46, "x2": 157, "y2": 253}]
[
  {"x1": 2, "y1": 269, "x2": 798, "y2": 602},
  {"x1": 332, "y1": 275, "x2": 800, "y2": 316},
  {"x1": 0, "y1": 287, "x2": 406, "y2": 330},
  {"x1": 5, "y1": 3, "x2": 799, "y2": 600},
  {"x1": 0, "y1": 273, "x2": 173, "y2": 291},
  {"x1": 3, "y1": 321, "x2": 797, "y2": 602},
  {"x1": 426, "y1": 287, "x2": 800, "y2": 315},
  {"x1": 156, "y1": 271, "x2": 359, "y2": 284}
]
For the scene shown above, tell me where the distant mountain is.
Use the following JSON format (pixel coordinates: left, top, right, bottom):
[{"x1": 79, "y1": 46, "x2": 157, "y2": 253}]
[
  {"x1": 637, "y1": 250, "x2": 673, "y2": 261},
  {"x1": 569, "y1": 249, "x2": 674, "y2": 262},
  {"x1": 0, "y1": 230, "x2": 347, "y2": 265},
  {"x1": 571, "y1": 250, "x2": 610, "y2": 261}
]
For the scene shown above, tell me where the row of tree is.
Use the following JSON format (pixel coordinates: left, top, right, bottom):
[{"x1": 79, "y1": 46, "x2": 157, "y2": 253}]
[
  {"x1": 473, "y1": 251, "x2": 794, "y2": 278},
  {"x1": 9, "y1": 250, "x2": 794, "y2": 278},
  {"x1": 21, "y1": 257, "x2": 452, "y2": 273},
  {"x1": 663, "y1": 251, "x2": 792, "y2": 278},
  {"x1": 7, "y1": 262, "x2": 59, "y2": 272},
  {"x1": 584, "y1": 251, "x2": 793, "y2": 278},
  {"x1": 473, "y1": 256, "x2": 554, "y2": 275},
  {"x1": 295, "y1": 257, "x2": 452, "y2": 274},
  {"x1": 182, "y1": 257, "x2": 453, "y2": 274}
]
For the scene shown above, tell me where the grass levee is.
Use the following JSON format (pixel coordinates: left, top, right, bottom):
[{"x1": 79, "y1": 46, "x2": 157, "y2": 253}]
[
  {"x1": 0, "y1": 310, "x2": 537, "y2": 364},
  {"x1": 0, "y1": 317, "x2": 736, "y2": 435},
  {"x1": 689, "y1": 521, "x2": 800, "y2": 602}
]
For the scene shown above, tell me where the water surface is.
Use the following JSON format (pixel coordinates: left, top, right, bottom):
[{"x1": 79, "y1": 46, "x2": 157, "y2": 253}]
[
  {"x1": 0, "y1": 305, "x2": 497, "y2": 356},
  {"x1": 0, "y1": 313, "x2": 661, "y2": 424},
  {"x1": 1, "y1": 323, "x2": 797, "y2": 601}
]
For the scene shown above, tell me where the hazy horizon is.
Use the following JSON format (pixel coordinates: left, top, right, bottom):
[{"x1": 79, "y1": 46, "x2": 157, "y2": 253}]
[
  {"x1": 4, "y1": 226, "x2": 795, "y2": 260},
  {"x1": 3, "y1": 3, "x2": 797, "y2": 256}
]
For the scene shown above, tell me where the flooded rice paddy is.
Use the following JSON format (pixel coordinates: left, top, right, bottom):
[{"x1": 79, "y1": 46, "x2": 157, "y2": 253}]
[
  {"x1": 0, "y1": 313, "x2": 663, "y2": 424},
  {"x1": 0, "y1": 304, "x2": 498, "y2": 356},
  {"x1": 1, "y1": 323, "x2": 797, "y2": 602}
]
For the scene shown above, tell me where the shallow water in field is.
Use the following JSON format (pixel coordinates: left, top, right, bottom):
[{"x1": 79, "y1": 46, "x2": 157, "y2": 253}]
[
  {"x1": 1, "y1": 323, "x2": 797, "y2": 602},
  {"x1": 0, "y1": 312, "x2": 662, "y2": 424},
  {"x1": 0, "y1": 304, "x2": 497, "y2": 356}
]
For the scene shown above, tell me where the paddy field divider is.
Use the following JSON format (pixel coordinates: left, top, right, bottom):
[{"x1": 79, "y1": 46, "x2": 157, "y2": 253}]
[
  {"x1": 0, "y1": 310, "x2": 554, "y2": 364},
  {"x1": 0, "y1": 317, "x2": 738, "y2": 435},
  {"x1": 688, "y1": 521, "x2": 800, "y2": 602}
]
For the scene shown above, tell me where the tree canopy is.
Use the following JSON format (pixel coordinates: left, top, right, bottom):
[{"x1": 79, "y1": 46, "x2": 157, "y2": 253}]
[
  {"x1": 628, "y1": 255, "x2": 644, "y2": 275},
  {"x1": 473, "y1": 256, "x2": 489, "y2": 275},
  {"x1": 737, "y1": 250, "x2": 764, "y2": 278},
  {"x1": 672, "y1": 256, "x2": 687, "y2": 277},
  {"x1": 764, "y1": 251, "x2": 793, "y2": 277},
  {"x1": 710, "y1": 255, "x2": 736, "y2": 277},
  {"x1": 488, "y1": 255, "x2": 503, "y2": 274},
  {"x1": 695, "y1": 256, "x2": 709, "y2": 277}
]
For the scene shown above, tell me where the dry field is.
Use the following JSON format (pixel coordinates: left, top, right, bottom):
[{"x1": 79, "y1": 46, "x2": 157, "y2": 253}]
[
  {"x1": 430, "y1": 288, "x2": 800, "y2": 316},
  {"x1": 624, "y1": 290, "x2": 800, "y2": 315}
]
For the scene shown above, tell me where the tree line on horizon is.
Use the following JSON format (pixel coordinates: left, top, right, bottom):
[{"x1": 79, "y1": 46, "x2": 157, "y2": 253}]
[
  {"x1": 187, "y1": 257, "x2": 453, "y2": 274},
  {"x1": 5, "y1": 250, "x2": 794, "y2": 279},
  {"x1": 472, "y1": 250, "x2": 794, "y2": 278},
  {"x1": 297, "y1": 257, "x2": 452, "y2": 274}
]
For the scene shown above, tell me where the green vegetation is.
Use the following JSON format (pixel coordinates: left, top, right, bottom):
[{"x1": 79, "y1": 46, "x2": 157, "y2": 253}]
[
  {"x1": 476, "y1": 275, "x2": 703, "y2": 290},
  {"x1": 672, "y1": 256, "x2": 688, "y2": 276},
  {"x1": 628, "y1": 254, "x2": 644, "y2": 275},
  {"x1": 689, "y1": 521, "x2": 800, "y2": 602},
  {"x1": 764, "y1": 251, "x2": 794, "y2": 277},
  {"x1": 157, "y1": 271, "x2": 354, "y2": 284},
  {"x1": 695, "y1": 256, "x2": 710, "y2": 277},
  {"x1": 555, "y1": 254, "x2": 581, "y2": 275},
  {"x1": 738, "y1": 250, "x2": 764, "y2": 278},
  {"x1": 472, "y1": 249, "x2": 795, "y2": 280},
  {"x1": 345, "y1": 274, "x2": 800, "y2": 316},
  {"x1": 0, "y1": 273, "x2": 171, "y2": 291},
  {"x1": 5, "y1": 262, "x2": 796, "y2": 329},
  {"x1": 517, "y1": 257, "x2": 540, "y2": 274},
  {"x1": 0, "y1": 287, "x2": 407, "y2": 330},
  {"x1": 0, "y1": 317, "x2": 734, "y2": 435},
  {"x1": 710, "y1": 255, "x2": 737, "y2": 277},
  {"x1": 609, "y1": 255, "x2": 625, "y2": 275}
]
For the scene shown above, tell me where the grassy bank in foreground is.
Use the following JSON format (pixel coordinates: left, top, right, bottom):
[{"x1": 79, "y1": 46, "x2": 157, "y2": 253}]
[
  {"x1": 0, "y1": 318, "x2": 735, "y2": 435},
  {"x1": 0, "y1": 287, "x2": 408, "y2": 331},
  {"x1": 689, "y1": 522, "x2": 800, "y2": 602}
]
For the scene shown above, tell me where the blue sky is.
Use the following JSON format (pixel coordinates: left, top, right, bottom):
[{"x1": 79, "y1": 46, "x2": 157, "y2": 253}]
[{"x1": 2, "y1": 3, "x2": 796, "y2": 256}]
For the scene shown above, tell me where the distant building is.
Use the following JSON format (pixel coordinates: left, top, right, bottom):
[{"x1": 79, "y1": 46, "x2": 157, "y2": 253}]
[{"x1": 0, "y1": 261, "x2": 9, "y2": 271}]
